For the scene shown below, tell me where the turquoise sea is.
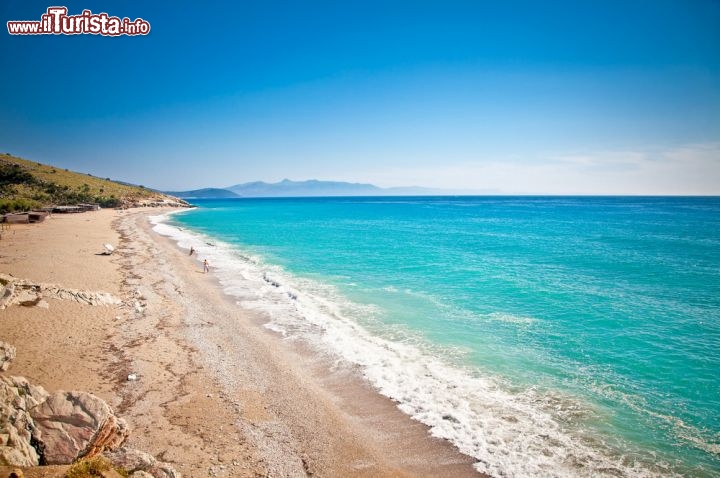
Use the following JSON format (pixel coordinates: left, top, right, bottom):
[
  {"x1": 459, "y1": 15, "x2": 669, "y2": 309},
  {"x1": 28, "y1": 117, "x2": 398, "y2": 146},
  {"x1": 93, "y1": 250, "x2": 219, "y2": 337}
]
[{"x1": 154, "y1": 196, "x2": 720, "y2": 477}]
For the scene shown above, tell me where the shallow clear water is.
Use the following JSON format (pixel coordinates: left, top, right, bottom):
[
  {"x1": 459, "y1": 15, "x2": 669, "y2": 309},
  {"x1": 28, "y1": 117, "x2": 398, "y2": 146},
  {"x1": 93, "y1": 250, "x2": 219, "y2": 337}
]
[{"x1": 158, "y1": 196, "x2": 720, "y2": 477}]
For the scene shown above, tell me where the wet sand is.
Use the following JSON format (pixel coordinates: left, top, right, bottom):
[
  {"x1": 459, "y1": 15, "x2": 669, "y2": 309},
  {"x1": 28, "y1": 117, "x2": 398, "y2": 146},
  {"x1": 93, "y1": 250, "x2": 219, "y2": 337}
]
[{"x1": 0, "y1": 208, "x2": 484, "y2": 477}]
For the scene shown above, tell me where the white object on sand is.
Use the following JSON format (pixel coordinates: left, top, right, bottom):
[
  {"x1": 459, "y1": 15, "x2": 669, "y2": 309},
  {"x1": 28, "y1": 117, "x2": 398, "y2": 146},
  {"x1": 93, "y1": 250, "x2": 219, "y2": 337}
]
[{"x1": 104, "y1": 244, "x2": 115, "y2": 254}]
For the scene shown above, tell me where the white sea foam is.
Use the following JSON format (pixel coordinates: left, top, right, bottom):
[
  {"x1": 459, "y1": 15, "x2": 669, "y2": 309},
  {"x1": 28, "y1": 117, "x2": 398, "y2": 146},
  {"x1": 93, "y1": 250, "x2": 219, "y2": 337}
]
[
  {"x1": 486, "y1": 311, "x2": 538, "y2": 325},
  {"x1": 150, "y1": 213, "x2": 680, "y2": 478}
]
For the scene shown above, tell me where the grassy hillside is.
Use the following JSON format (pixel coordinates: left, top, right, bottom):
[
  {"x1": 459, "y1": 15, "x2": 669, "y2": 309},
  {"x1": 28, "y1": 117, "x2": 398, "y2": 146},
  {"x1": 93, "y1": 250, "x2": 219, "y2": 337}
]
[{"x1": 0, "y1": 153, "x2": 183, "y2": 213}]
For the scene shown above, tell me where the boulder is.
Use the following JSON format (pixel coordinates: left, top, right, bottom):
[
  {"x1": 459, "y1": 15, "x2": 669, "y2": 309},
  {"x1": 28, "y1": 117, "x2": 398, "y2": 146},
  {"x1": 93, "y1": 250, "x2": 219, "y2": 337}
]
[
  {"x1": 0, "y1": 283, "x2": 15, "y2": 309},
  {"x1": 103, "y1": 448, "x2": 180, "y2": 478},
  {"x1": 0, "y1": 273, "x2": 121, "y2": 309},
  {"x1": 0, "y1": 374, "x2": 171, "y2": 474},
  {"x1": 15, "y1": 290, "x2": 40, "y2": 307},
  {"x1": 0, "y1": 376, "x2": 48, "y2": 466},
  {"x1": 0, "y1": 342, "x2": 16, "y2": 371},
  {"x1": 30, "y1": 391, "x2": 129, "y2": 465}
]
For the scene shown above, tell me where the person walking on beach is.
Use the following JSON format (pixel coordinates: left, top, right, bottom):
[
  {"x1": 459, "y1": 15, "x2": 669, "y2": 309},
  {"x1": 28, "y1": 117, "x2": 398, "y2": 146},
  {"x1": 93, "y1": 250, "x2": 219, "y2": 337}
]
[
  {"x1": 189, "y1": 246, "x2": 195, "y2": 256},
  {"x1": 203, "y1": 259, "x2": 210, "y2": 273}
]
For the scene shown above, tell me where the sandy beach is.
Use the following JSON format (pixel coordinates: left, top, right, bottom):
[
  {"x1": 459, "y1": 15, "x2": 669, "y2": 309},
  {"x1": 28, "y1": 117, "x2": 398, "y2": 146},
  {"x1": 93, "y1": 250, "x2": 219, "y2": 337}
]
[{"x1": 0, "y1": 208, "x2": 482, "y2": 478}]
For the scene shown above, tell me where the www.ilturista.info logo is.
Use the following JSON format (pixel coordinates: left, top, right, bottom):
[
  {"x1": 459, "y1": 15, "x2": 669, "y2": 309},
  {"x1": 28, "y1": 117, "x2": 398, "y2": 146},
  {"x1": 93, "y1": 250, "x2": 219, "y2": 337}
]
[{"x1": 7, "y1": 7, "x2": 150, "y2": 36}]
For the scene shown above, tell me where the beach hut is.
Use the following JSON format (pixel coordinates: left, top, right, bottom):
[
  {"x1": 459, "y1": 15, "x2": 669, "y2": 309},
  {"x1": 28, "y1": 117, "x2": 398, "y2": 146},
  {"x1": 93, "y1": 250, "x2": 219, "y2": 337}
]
[
  {"x1": 52, "y1": 205, "x2": 83, "y2": 213},
  {"x1": 3, "y1": 213, "x2": 30, "y2": 224},
  {"x1": 28, "y1": 211, "x2": 48, "y2": 223}
]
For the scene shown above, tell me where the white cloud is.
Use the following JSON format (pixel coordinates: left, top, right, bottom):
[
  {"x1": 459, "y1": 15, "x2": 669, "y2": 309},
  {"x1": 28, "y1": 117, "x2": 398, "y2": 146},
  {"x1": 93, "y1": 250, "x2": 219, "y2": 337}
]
[{"x1": 359, "y1": 143, "x2": 720, "y2": 195}]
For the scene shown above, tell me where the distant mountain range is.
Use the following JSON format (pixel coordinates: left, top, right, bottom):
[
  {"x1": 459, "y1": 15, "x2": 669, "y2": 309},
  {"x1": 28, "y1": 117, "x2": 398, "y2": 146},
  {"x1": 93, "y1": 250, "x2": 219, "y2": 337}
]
[
  {"x1": 167, "y1": 179, "x2": 478, "y2": 199},
  {"x1": 164, "y1": 187, "x2": 240, "y2": 199}
]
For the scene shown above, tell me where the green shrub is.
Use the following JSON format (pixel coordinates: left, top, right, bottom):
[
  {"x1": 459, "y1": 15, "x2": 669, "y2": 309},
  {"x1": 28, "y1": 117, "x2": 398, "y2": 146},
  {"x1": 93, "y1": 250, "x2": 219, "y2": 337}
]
[
  {"x1": 0, "y1": 198, "x2": 41, "y2": 214},
  {"x1": 97, "y1": 196, "x2": 121, "y2": 208},
  {"x1": 65, "y1": 456, "x2": 128, "y2": 478},
  {"x1": 0, "y1": 163, "x2": 36, "y2": 187}
]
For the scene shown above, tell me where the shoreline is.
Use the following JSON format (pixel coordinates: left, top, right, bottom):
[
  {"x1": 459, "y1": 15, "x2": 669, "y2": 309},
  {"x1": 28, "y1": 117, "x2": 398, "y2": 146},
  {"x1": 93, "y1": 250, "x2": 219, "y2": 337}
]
[{"x1": 0, "y1": 208, "x2": 482, "y2": 477}]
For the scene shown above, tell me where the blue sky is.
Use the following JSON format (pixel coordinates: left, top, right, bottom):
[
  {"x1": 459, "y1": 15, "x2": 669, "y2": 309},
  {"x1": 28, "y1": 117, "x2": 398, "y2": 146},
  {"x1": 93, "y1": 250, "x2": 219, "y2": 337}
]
[{"x1": 1, "y1": 0, "x2": 719, "y2": 194}]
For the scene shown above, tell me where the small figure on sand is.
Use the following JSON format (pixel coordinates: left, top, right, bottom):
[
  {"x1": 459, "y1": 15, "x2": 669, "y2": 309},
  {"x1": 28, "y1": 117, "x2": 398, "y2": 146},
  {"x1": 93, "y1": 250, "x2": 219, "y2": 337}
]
[
  {"x1": 189, "y1": 246, "x2": 195, "y2": 256},
  {"x1": 203, "y1": 259, "x2": 210, "y2": 273}
]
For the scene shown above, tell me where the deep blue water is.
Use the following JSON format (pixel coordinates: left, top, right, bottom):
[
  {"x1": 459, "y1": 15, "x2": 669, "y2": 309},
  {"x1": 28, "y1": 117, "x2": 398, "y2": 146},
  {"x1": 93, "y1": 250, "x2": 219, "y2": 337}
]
[{"x1": 158, "y1": 196, "x2": 720, "y2": 477}]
